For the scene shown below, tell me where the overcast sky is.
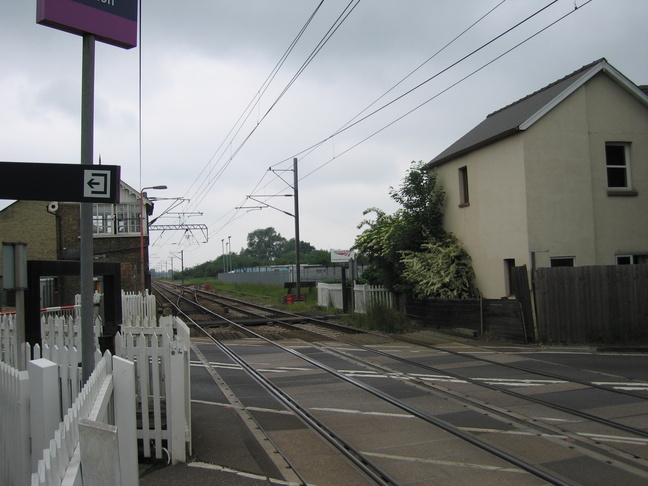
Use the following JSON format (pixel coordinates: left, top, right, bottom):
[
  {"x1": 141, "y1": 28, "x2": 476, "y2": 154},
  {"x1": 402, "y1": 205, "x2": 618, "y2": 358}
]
[{"x1": 1, "y1": 1, "x2": 647, "y2": 270}]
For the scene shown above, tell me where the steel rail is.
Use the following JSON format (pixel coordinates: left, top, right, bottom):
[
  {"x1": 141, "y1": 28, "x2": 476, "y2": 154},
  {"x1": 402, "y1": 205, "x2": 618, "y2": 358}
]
[
  {"x1": 154, "y1": 281, "x2": 578, "y2": 486},
  {"x1": 153, "y1": 282, "x2": 399, "y2": 486},
  {"x1": 168, "y1": 280, "x2": 648, "y2": 439}
]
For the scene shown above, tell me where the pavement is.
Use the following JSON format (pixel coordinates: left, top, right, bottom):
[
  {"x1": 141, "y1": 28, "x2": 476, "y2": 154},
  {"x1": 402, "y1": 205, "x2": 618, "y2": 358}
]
[{"x1": 137, "y1": 328, "x2": 648, "y2": 485}]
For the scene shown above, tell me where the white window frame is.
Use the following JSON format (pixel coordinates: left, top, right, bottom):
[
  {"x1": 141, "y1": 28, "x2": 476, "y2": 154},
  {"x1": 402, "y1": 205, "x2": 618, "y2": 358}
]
[
  {"x1": 605, "y1": 142, "x2": 632, "y2": 191},
  {"x1": 616, "y1": 254, "x2": 648, "y2": 265},
  {"x1": 550, "y1": 257, "x2": 574, "y2": 267},
  {"x1": 93, "y1": 203, "x2": 141, "y2": 236}
]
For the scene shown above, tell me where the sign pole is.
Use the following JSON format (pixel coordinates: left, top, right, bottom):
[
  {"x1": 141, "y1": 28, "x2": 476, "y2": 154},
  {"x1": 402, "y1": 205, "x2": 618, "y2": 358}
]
[{"x1": 80, "y1": 33, "x2": 96, "y2": 383}]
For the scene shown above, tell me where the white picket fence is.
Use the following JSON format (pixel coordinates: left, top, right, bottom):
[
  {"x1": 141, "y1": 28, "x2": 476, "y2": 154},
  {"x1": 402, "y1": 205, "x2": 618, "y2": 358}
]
[
  {"x1": 0, "y1": 312, "x2": 20, "y2": 368},
  {"x1": 31, "y1": 352, "x2": 138, "y2": 486},
  {"x1": 121, "y1": 290, "x2": 158, "y2": 327},
  {"x1": 317, "y1": 282, "x2": 396, "y2": 313},
  {"x1": 1, "y1": 351, "x2": 137, "y2": 486},
  {"x1": 116, "y1": 315, "x2": 192, "y2": 464},
  {"x1": 0, "y1": 312, "x2": 102, "y2": 370},
  {"x1": 0, "y1": 291, "x2": 192, "y2": 485}
]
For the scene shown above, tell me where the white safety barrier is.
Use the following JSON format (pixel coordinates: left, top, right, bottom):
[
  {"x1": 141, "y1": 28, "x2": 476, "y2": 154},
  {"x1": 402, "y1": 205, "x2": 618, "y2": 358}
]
[{"x1": 116, "y1": 315, "x2": 192, "y2": 464}]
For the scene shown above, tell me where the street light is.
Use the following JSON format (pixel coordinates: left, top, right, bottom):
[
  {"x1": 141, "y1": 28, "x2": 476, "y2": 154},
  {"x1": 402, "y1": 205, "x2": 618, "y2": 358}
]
[{"x1": 140, "y1": 185, "x2": 167, "y2": 293}]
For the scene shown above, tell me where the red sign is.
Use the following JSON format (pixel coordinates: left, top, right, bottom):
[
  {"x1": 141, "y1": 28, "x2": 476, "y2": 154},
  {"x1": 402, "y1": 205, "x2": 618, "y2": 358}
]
[{"x1": 37, "y1": 0, "x2": 138, "y2": 49}]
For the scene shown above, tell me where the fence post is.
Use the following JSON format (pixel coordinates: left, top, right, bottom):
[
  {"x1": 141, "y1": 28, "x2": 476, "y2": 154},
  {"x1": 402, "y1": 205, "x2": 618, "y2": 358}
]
[
  {"x1": 78, "y1": 419, "x2": 120, "y2": 486},
  {"x1": 169, "y1": 339, "x2": 187, "y2": 463},
  {"x1": 113, "y1": 356, "x2": 139, "y2": 485},
  {"x1": 28, "y1": 358, "x2": 61, "y2": 471}
]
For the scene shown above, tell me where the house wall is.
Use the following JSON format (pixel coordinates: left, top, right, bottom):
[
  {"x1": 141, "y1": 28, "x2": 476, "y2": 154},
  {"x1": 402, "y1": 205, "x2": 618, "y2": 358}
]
[
  {"x1": 435, "y1": 72, "x2": 648, "y2": 299},
  {"x1": 0, "y1": 201, "x2": 58, "y2": 275},
  {"x1": 586, "y1": 74, "x2": 648, "y2": 264},
  {"x1": 436, "y1": 135, "x2": 529, "y2": 298},
  {"x1": 524, "y1": 73, "x2": 648, "y2": 268},
  {"x1": 523, "y1": 83, "x2": 598, "y2": 266},
  {"x1": 58, "y1": 202, "x2": 144, "y2": 295}
]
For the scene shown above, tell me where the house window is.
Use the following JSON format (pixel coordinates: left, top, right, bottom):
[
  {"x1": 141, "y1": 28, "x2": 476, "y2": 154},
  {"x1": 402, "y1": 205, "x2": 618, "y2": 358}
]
[
  {"x1": 458, "y1": 166, "x2": 469, "y2": 207},
  {"x1": 93, "y1": 204, "x2": 141, "y2": 236},
  {"x1": 503, "y1": 258, "x2": 515, "y2": 296},
  {"x1": 605, "y1": 142, "x2": 632, "y2": 190},
  {"x1": 551, "y1": 257, "x2": 574, "y2": 267},
  {"x1": 616, "y1": 254, "x2": 648, "y2": 265}
]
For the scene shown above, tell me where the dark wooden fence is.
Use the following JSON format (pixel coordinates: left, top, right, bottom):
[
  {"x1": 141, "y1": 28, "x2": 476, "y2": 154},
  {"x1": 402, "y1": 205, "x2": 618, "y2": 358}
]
[
  {"x1": 405, "y1": 297, "x2": 529, "y2": 342},
  {"x1": 404, "y1": 264, "x2": 648, "y2": 343},
  {"x1": 534, "y1": 264, "x2": 648, "y2": 342}
]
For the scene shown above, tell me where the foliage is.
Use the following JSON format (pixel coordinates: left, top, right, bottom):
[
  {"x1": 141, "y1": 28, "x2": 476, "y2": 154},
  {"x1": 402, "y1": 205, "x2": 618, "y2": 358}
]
[
  {"x1": 342, "y1": 301, "x2": 411, "y2": 333},
  {"x1": 242, "y1": 227, "x2": 287, "y2": 261},
  {"x1": 401, "y1": 234, "x2": 478, "y2": 299},
  {"x1": 353, "y1": 162, "x2": 447, "y2": 293},
  {"x1": 353, "y1": 209, "x2": 411, "y2": 292},
  {"x1": 180, "y1": 228, "x2": 334, "y2": 279},
  {"x1": 353, "y1": 161, "x2": 476, "y2": 299}
]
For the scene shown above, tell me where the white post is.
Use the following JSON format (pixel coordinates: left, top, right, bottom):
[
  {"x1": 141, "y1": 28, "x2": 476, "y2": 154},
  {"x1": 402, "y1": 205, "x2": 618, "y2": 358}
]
[
  {"x1": 113, "y1": 356, "x2": 139, "y2": 485},
  {"x1": 78, "y1": 419, "x2": 120, "y2": 486},
  {"x1": 169, "y1": 341, "x2": 187, "y2": 463},
  {"x1": 28, "y1": 358, "x2": 61, "y2": 471}
]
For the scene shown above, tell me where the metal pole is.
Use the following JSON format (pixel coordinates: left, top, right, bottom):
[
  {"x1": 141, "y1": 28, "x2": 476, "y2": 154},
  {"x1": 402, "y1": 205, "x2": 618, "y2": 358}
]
[
  {"x1": 140, "y1": 190, "x2": 146, "y2": 293},
  {"x1": 80, "y1": 34, "x2": 96, "y2": 383},
  {"x1": 293, "y1": 158, "x2": 301, "y2": 299},
  {"x1": 221, "y1": 239, "x2": 225, "y2": 273},
  {"x1": 228, "y1": 236, "x2": 232, "y2": 273}
]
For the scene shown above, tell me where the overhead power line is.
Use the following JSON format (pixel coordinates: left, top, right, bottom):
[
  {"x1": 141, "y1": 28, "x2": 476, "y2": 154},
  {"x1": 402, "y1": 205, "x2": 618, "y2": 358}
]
[{"x1": 183, "y1": 1, "x2": 362, "y2": 216}]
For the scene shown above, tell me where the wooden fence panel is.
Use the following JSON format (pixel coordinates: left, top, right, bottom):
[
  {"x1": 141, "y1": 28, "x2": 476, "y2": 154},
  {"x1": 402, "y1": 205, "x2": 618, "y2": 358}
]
[
  {"x1": 534, "y1": 264, "x2": 648, "y2": 342},
  {"x1": 405, "y1": 298, "x2": 526, "y2": 342},
  {"x1": 510, "y1": 266, "x2": 534, "y2": 342}
]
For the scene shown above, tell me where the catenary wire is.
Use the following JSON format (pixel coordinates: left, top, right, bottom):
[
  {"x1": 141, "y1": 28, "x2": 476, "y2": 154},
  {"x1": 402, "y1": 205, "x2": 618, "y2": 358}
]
[{"x1": 183, "y1": 0, "x2": 363, "y2": 215}]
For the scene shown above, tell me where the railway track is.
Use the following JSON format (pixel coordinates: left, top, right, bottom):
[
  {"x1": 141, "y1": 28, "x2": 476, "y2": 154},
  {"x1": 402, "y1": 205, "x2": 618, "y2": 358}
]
[{"x1": 153, "y1": 280, "x2": 648, "y2": 485}]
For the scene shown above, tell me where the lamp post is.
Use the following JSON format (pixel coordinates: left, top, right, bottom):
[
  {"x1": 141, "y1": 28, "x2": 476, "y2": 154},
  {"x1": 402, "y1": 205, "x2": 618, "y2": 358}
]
[{"x1": 140, "y1": 185, "x2": 167, "y2": 293}]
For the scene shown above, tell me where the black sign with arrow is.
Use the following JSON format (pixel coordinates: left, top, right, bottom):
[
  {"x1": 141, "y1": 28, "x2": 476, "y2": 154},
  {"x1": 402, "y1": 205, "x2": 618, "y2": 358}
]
[{"x1": 0, "y1": 161, "x2": 121, "y2": 203}]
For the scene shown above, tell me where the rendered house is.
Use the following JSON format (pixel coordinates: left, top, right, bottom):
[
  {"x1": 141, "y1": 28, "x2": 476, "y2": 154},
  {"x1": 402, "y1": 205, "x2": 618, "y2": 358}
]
[
  {"x1": 425, "y1": 59, "x2": 648, "y2": 299},
  {"x1": 0, "y1": 180, "x2": 155, "y2": 307}
]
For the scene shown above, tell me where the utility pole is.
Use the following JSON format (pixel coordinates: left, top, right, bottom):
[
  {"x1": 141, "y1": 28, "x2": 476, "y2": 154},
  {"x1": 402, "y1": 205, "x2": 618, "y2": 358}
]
[
  {"x1": 228, "y1": 235, "x2": 232, "y2": 273},
  {"x1": 293, "y1": 158, "x2": 301, "y2": 300},
  {"x1": 236, "y1": 158, "x2": 302, "y2": 299},
  {"x1": 221, "y1": 239, "x2": 226, "y2": 273}
]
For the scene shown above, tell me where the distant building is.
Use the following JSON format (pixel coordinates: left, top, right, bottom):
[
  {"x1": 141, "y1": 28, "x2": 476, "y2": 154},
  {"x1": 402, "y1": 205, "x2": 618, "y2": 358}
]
[
  {"x1": 425, "y1": 59, "x2": 648, "y2": 299},
  {"x1": 0, "y1": 181, "x2": 156, "y2": 308}
]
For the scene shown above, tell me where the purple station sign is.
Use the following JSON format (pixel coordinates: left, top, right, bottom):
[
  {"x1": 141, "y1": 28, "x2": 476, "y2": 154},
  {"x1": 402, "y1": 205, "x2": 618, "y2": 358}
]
[{"x1": 37, "y1": 0, "x2": 138, "y2": 49}]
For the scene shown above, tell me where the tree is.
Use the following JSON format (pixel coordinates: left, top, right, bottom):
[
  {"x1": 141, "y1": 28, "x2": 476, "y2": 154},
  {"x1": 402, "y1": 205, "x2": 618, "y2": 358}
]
[
  {"x1": 354, "y1": 161, "x2": 476, "y2": 297},
  {"x1": 242, "y1": 227, "x2": 287, "y2": 261}
]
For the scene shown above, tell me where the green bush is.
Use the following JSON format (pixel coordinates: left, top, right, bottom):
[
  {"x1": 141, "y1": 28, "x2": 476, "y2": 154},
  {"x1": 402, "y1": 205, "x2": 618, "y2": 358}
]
[{"x1": 343, "y1": 301, "x2": 411, "y2": 333}]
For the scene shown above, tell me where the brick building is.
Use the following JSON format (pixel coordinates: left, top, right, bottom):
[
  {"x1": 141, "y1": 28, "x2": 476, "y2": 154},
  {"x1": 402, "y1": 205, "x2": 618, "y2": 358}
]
[{"x1": 0, "y1": 181, "x2": 155, "y2": 307}]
